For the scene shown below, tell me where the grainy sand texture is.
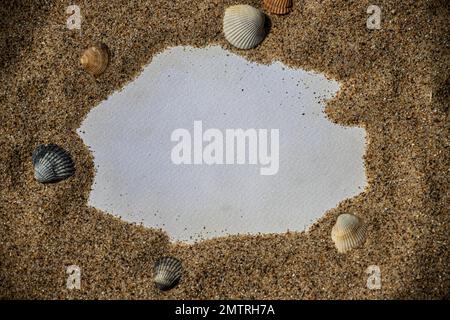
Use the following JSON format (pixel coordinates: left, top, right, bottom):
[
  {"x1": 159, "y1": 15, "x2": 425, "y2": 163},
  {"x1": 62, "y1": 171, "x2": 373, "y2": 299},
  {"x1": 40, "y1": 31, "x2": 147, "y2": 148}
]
[{"x1": 0, "y1": 0, "x2": 449, "y2": 299}]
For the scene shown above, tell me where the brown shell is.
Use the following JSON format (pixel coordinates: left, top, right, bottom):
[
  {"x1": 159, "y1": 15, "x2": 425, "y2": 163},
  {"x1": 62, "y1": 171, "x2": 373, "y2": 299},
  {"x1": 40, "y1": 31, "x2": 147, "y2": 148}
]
[
  {"x1": 80, "y1": 44, "x2": 109, "y2": 76},
  {"x1": 263, "y1": 0, "x2": 293, "y2": 15}
]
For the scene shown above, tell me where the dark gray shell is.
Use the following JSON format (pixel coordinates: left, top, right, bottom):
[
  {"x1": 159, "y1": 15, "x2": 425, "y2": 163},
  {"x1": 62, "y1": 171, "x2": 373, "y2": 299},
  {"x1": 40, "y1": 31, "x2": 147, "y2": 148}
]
[
  {"x1": 32, "y1": 144, "x2": 75, "y2": 183},
  {"x1": 154, "y1": 257, "x2": 183, "y2": 291}
]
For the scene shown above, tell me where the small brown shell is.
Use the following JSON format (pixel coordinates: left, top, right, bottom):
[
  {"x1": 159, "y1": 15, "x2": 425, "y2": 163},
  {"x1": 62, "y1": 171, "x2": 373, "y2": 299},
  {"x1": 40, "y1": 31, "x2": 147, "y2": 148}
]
[
  {"x1": 331, "y1": 213, "x2": 367, "y2": 253},
  {"x1": 263, "y1": 0, "x2": 293, "y2": 15},
  {"x1": 80, "y1": 44, "x2": 109, "y2": 76}
]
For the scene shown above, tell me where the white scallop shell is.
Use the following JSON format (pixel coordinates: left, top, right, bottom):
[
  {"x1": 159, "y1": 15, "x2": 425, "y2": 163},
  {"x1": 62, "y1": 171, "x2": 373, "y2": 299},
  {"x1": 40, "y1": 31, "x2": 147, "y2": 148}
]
[
  {"x1": 223, "y1": 5, "x2": 266, "y2": 50},
  {"x1": 331, "y1": 213, "x2": 367, "y2": 253},
  {"x1": 32, "y1": 144, "x2": 75, "y2": 184},
  {"x1": 154, "y1": 257, "x2": 183, "y2": 291}
]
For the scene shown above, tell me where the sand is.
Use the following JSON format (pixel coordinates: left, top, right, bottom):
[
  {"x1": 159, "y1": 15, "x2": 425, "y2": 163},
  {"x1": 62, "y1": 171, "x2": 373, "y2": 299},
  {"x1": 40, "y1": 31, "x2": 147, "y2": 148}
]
[{"x1": 0, "y1": 0, "x2": 448, "y2": 299}]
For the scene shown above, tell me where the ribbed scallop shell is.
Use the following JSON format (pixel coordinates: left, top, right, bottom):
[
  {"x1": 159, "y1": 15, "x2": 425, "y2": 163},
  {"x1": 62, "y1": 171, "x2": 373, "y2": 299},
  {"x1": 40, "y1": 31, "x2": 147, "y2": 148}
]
[
  {"x1": 263, "y1": 0, "x2": 293, "y2": 15},
  {"x1": 80, "y1": 44, "x2": 109, "y2": 76},
  {"x1": 154, "y1": 257, "x2": 183, "y2": 291},
  {"x1": 223, "y1": 5, "x2": 266, "y2": 50},
  {"x1": 32, "y1": 144, "x2": 75, "y2": 184},
  {"x1": 331, "y1": 214, "x2": 367, "y2": 253}
]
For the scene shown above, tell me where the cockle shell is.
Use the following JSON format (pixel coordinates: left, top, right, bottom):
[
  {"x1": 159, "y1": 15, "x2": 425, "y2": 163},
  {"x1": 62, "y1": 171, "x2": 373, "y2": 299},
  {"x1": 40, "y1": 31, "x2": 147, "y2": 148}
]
[
  {"x1": 154, "y1": 257, "x2": 183, "y2": 291},
  {"x1": 80, "y1": 44, "x2": 109, "y2": 76},
  {"x1": 223, "y1": 5, "x2": 266, "y2": 50},
  {"x1": 32, "y1": 144, "x2": 75, "y2": 184},
  {"x1": 331, "y1": 214, "x2": 367, "y2": 253},
  {"x1": 263, "y1": 0, "x2": 293, "y2": 15}
]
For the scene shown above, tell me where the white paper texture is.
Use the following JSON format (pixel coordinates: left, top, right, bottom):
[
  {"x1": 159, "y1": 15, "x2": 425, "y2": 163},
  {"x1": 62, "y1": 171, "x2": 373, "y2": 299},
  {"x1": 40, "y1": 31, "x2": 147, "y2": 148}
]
[{"x1": 78, "y1": 46, "x2": 367, "y2": 243}]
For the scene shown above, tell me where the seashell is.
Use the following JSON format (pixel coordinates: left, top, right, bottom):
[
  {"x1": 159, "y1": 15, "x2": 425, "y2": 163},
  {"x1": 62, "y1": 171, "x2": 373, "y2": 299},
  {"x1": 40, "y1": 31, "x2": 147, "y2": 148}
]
[
  {"x1": 80, "y1": 44, "x2": 109, "y2": 76},
  {"x1": 223, "y1": 5, "x2": 266, "y2": 50},
  {"x1": 263, "y1": 0, "x2": 293, "y2": 15},
  {"x1": 154, "y1": 257, "x2": 183, "y2": 291},
  {"x1": 32, "y1": 144, "x2": 75, "y2": 184},
  {"x1": 331, "y1": 213, "x2": 367, "y2": 253}
]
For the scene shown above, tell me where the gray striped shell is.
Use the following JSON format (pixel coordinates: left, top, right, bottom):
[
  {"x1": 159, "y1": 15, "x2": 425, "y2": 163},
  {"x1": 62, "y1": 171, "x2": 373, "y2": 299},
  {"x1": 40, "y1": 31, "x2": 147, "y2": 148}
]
[
  {"x1": 223, "y1": 5, "x2": 266, "y2": 50},
  {"x1": 154, "y1": 257, "x2": 183, "y2": 291},
  {"x1": 32, "y1": 144, "x2": 75, "y2": 183},
  {"x1": 331, "y1": 213, "x2": 367, "y2": 253}
]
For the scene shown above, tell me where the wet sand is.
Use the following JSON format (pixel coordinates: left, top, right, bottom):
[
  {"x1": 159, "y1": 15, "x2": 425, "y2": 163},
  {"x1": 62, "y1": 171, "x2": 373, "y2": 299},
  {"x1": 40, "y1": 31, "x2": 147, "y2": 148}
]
[{"x1": 0, "y1": 0, "x2": 448, "y2": 299}]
